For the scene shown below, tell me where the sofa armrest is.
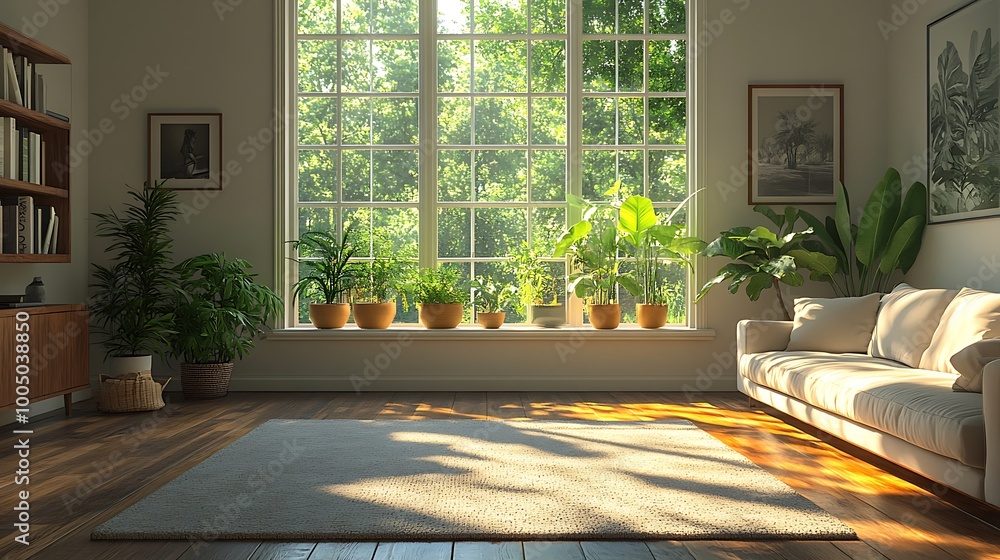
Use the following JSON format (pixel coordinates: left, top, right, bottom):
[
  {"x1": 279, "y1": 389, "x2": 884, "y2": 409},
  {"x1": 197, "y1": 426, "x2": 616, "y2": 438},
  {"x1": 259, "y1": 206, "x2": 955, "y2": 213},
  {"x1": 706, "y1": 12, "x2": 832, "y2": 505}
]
[
  {"x1": 737, "y1": 320, "x2": 793, "y2": 362},
  {"x1": 984, "y1": 359, "x2": 1000, "y2": 505}
]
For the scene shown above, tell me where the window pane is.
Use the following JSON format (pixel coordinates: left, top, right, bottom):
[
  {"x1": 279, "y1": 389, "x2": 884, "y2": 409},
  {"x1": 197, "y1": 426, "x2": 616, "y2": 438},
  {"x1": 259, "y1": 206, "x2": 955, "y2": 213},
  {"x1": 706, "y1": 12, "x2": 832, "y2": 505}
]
[
  {"x1": 439, "y1": 97, "x2": 472, "y2": 144},
  {"x1": 475, "y1": 98, "x2": 528, "y2": 145},
  {"x1": 341, "y1": 97, "x2": 371, "y2": 145},
  {"x1": 531, "y1": 0, "x2": 566, "y2": 34},
  {"x1": 298, "y1": 40, "x2": 337, "y2": 93},
  {"x1": 531, "y1": 97, "x2": 566, "y2": 145},
  {"x1": 341, "y1": 40, "x2": 371, "y2": 92},
  {"x1": 649, "y1": 150, "x2": 687, "y2": 202},
  {"x1": 299, "y1": 149, "x2": 337, "y2": 202},
  {"x1": 618, "y1": 97, "x2": 644, "y2": 145},
  {"x1": 649, "y1": 40, "x2": 686, "y2": 93},
  {"x1": 618, "y1": 150, "x2": 644, "y2": 191},
  {"x1": 582, "y1": 41, "x2": 614, "y2": 92},
  {"x1": 343, "y1": 208, "x2": 373, "y2": 257},
  {"x1": 298, "y1": 98, "x2": 338, "y2": 145},
  {"x1": 583, "y1": 150, "x2": 616, "y2": 199},
  {"x1": 439, "y1": 0, "x2": 471, "y2": 33},
  {"x1": 582, "y1": 0, "x2": 614, "y2": 34},
  {"x1": 342, "y1": 150, "x2": 371, "y2": 201},
  {"x1": 299, "y1": 207, "x2": 339, "y2": 244},
  {"x1": 299, "y1": 0, "x2": 338, "y2": 34},
  {"x1": 583, "y1": 97, "x2": 615, "y2": 145},
  {"x1": 438, "y1": 40, "x2": 471, "y2": 93},
  {"x1": 619, "y1": 0, "x2": 643, "y2": 33},
  {"x1": 618, "y1": 40, "x2": 644, "y2": 92},
  {"x1": 650, "y1": 0, "x2": 686, "y2": 34},
  {"x1": 438, "y1": 150, "x2": 473, "y2": 201},
  {"x1": 373, "y1": 0, "x2": 418, "y2": 34},
  {"x1": 476, "y1": 150, "x2": 527, "y2": 201},
  {"x1": 530, "y1": 150, "x2": 566, "y2": 201},
  {"x1": 373, "y1": 207, "x2": 419, "y2": 258},
  {"x1": 531, "y1": 207, "x2": 565, "y2": 255},
  {"x1": 341, "y1": 0, "x2": 370, "y2": 34},
  {"x1": 372, "y1": 98, "x2": 418, "y2": 144},
  {"x1": 476, "y1": 208, "x2": 527, "y2": 257},
  {"x1": 649, "y1": 97, "x2": 686, "y2": 144},
  {"x1": 531, "y1": 41, "x2": 565, "y2": 93},
  {"x1": 439, "y1": 208, "x2": 471, "y2": 257},
  {"x1": 474, "y1": 40, "x2": 527, "y2": 93},
  {"x1": 373, "y1": 41, "x2": 419, "y2": 92},
  {"x1": 372, "y1": 150, "x2": 419, "y2": 201},
  {"x1": 475, "y1": 0, "x2": 527, "y2": 33}
]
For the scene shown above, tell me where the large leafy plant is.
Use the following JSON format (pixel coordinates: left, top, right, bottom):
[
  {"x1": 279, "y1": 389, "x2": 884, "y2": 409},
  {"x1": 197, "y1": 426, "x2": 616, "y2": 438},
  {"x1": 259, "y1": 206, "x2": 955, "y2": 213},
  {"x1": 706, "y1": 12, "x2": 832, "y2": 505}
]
[
  {"x1": 471, "y1": 277, "x2": 518, "y2": 313},
  {"x1": 170, "y1": 253, "x2": 283, "y2": 364},
  {"x1": 91, "y1": 183, "x2": 179, "y2": 360},
  {"x1": 507, "y1": 241, "x2": 560, "y2": 313},
  {"x1": 288, "y1": 226, "x2": 359, "y2": 305},
  {"x1": 797, "y1": 168, "x2": 928, "y2": 296},
  {"x1": 697, "y1": 207, "x2": 836, "y2": 320}
]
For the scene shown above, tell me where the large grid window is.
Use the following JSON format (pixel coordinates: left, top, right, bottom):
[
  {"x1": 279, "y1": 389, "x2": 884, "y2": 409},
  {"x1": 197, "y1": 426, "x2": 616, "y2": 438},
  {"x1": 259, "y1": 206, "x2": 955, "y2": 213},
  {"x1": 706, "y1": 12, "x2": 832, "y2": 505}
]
[{"x1": 290, "y1": 0, "x2": 689, "y2": 326}]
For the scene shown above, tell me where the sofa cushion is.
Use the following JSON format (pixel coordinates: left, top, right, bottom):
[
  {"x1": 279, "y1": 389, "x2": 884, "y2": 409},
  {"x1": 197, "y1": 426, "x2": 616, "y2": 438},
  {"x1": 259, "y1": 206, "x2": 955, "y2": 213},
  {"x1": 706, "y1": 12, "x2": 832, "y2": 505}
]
[
  {"x1": 869, "y1": 283, "x2": 958, "y2": 367},
  {"x1": 785, "y1": 294, "x2": 880, "y2": 354},
  {"x1": 952, "y1": 339, "x2": 1000, "y2": 393},
  {"x1": 919, "y1": 287, "x2": 1000, "y2": 374},
  {"x1": 740, "y1": 351, "x2": 985, "y2": 468}
]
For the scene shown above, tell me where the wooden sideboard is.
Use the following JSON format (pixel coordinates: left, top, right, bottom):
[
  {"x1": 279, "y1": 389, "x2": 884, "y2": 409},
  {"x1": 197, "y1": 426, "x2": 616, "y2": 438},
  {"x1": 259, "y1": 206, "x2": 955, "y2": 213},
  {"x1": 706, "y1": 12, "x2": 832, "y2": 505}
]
[{"x1": 1, "y1": 304, "x2": 89, "y2": 416}]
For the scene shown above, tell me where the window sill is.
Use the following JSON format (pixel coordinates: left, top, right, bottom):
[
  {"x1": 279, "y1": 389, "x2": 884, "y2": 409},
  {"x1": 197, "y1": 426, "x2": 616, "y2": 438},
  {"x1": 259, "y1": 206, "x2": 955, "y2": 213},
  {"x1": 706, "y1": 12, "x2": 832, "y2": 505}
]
[{"x1": 267, "y1": 325, "x2": 716, "y2": 341}]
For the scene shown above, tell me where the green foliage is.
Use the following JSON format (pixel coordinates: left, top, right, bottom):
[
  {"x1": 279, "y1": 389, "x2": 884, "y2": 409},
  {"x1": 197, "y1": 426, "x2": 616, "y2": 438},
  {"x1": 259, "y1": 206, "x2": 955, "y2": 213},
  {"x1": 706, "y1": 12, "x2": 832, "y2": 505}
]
[
  {"x1": 797, "y1": 168, "x2": 928, "y2": 296},
  {"x1": 405, "y1": 267, "x2": 468, "y2": 306},
  {"x1": 471, "y1": 277, "x2": 518, "y2": 313},
  {"x1": 288, "y1": 226, "x2": 359, "y2": 305},
  {"x1": 354, "y1": 257, "x2": 399, "y2": 303},
  {"x1": 697, "y1": 206, "x2": 836, "y2": 320},
  {"x1": 507, "y1": 241, "x2": 560, "y2": 312},
  {"x1": 170, "y1": 253, "x2": 283, "y2": 364},
  {"x1": 90, "y1": 183, "x2": 179, "y2": 361}
]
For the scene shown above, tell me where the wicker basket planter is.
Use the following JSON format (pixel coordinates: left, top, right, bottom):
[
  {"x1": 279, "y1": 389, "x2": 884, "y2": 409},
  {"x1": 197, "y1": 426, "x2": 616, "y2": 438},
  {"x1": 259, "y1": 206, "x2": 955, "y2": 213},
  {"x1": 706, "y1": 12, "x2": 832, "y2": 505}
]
[
  {"x1": 181, "y1": 362, "x2": 234, "y2": 399},
  {"x1": 98, "y1": 371, "x2": 170, "y2": 413}
]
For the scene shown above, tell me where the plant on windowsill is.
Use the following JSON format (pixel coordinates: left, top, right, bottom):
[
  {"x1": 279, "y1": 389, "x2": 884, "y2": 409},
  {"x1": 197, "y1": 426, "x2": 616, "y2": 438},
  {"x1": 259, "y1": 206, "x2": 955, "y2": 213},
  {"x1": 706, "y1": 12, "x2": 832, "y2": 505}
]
[
  {"x1": 170, "y1": 253, "x2": 283, "y2": 398},
  {"x1": 90, "y1": 182, "x2": 179, "y2": 375},
  {"x1": 288, "y1": 226, "x2": 359, "y2": 329},
  {"x1": 404, "y1": 266, "x2": 468, "y2": 329},
  {"x1": 471, "y1": 277, "x2": 518, "y2": 329},
  {"x1": 352, "y1": 257, "x2": 400, "y2": 329},
  {"x1": 618, "y1": 192, "x2": 705, "y2": 328},
  {"x1": 507, "y1": 241, "x2": 564, "y2": 328}
]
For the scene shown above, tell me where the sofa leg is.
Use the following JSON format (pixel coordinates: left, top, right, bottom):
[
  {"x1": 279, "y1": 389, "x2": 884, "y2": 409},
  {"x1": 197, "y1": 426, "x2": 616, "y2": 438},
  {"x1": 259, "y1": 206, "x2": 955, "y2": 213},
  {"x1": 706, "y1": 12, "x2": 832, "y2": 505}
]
[{"x1": 748, "y1": 396, "x2": 757, "y2": 408}]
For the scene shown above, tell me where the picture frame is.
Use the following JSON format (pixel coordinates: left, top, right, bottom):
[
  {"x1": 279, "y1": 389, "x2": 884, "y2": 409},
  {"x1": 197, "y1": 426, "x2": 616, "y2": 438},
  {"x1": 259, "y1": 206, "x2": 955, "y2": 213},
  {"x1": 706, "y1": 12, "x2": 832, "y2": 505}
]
[
  {"x1": 748, "y1": 84, "x2": 844, "y2": 205},
  {"x1": 148, "y1": 113, "x2": 223, "y2": 191},
  {"x1": 927, "y1": 0, "x2": 1000, "y2": 224}
]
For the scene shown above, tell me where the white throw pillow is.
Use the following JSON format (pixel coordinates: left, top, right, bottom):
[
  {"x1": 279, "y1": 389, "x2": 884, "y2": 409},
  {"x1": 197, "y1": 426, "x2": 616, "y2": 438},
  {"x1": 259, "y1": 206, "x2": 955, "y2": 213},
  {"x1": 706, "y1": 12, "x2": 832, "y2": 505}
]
[
  {"x1": 785, "y1": 294, "x2": 881, "y2": 354},
  {"x1": 868, "y1": 283, "x2": 958, "y2": 367},
  {"x1": 919, "y1": 287, "x2": 1000, "y2": 374},
  {"x1": 951, "y1": 339, "x2": 1000, "y2": 393}
]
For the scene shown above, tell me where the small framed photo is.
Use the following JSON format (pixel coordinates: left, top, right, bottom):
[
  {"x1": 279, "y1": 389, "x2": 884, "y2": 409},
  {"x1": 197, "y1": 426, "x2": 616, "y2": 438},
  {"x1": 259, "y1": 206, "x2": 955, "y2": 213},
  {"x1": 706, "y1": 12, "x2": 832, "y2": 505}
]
[
  {"x1": 748, "y1": 84, "x2": 844, "y2": 205},
  {"x1": 148, "y1": 113, "x2": 223, "y2": 190}
]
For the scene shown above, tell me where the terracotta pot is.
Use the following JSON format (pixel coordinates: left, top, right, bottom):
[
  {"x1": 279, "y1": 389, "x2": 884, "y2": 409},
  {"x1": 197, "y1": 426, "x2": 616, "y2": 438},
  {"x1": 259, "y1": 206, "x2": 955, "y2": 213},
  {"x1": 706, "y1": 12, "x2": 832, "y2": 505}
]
[
  {"x1": 181, "y1": 362, "x2": 234, "y2": 399},
  {"x1": 353, "y1": 301, "x2": 396, "y2": 329},
  {"x1": 588, "y1": 303, "x2": 621, "y2": 329},
  {"x1": 310, "y1": 303, "x2": 350, "y2": 329},
  {"x1": 477, "y1": 311, "x2": 506, "y2": 329},
  {"x1": 637, "y1": 303, "x2": 669, "y2": 329},
  {"x1": 419, "y1": 303, "x2": 464, "y2": 329},
  {"x1": 530, "y1": 304, "x2": 565, "y2": 328}
]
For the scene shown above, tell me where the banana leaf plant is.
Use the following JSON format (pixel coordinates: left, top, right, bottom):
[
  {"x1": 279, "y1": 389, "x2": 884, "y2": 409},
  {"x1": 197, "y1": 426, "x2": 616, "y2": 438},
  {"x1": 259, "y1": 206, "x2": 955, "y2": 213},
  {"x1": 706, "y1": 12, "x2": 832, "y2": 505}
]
[
  {"x1": 696, "y1": 206, "x2": 836, "y2": 320},
  {"x1": 797, "y1": 168, "x2": 928, "y2": 296}
]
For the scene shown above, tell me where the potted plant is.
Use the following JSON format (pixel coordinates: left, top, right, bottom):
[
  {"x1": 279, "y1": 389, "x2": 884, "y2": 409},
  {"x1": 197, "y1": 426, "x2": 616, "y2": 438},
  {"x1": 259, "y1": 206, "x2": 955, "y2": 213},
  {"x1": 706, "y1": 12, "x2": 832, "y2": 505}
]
[
  {"x1": 508, "y1": 241, "x2": 564, "y2": 327},
  {"x1": 170, "y1": 253, "x2": 282, "y2": 398},
  {"x1": 406, "y1": 267, "x2": 467, "y2": 329},
  {"x1": 618, "y1": 193, "x2": 705, "y2": 328},
  {"x1": 288, "y1": 227, "x2": 359, "y2": 329},
  {"x1": 471, "y1": 277, "x2": 517, "y2": 329},
  {"x1": 90, "y1": 183, "x2": 179, "y2": 375},
  {"x1": 353, "y1": 257, "x2": 399, "y2": 329}
]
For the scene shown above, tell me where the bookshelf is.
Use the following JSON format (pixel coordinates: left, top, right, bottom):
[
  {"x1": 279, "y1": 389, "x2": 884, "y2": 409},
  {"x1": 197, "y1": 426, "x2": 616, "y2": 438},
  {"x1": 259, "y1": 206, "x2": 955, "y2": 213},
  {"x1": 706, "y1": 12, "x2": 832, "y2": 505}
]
[{"x1": 0, "y1": 21, "x2": 71, "y2": 263}]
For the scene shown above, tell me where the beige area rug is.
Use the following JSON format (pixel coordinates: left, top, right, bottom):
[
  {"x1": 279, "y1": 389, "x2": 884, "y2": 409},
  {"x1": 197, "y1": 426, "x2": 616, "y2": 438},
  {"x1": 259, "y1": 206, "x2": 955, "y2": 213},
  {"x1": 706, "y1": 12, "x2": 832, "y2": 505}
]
[{"x1": 92, "y1": 420, "x2": 856, "y2": 541}]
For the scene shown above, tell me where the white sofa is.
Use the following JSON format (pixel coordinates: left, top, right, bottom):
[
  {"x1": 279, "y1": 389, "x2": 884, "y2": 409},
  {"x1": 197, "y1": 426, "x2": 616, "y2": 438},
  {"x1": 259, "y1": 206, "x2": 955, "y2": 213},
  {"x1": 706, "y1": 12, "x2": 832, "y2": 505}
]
[{"x1": 736, "y1": 285, "x2": 1000, "y2": 507}]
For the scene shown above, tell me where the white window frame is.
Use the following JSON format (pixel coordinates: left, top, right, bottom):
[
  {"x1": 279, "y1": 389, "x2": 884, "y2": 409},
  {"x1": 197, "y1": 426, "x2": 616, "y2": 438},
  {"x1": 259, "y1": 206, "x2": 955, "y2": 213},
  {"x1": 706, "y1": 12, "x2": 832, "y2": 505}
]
[{"x1": 275, "y1": 0, "x2": 705, "y2": 330}]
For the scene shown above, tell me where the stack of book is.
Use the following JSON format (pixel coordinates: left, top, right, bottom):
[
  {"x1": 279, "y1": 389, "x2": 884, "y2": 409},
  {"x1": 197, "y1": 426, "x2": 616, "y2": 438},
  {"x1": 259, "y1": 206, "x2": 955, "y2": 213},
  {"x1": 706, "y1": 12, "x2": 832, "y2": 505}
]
[
  {"x1": 0, "y1": 195, "x2": 59, "y2": 254},
  {"x1": 0, "y1": 116, "x2": 44, "y2": 185},
  {"x1": 2, "y1": 46, "x2": 47, "y2": 112}
]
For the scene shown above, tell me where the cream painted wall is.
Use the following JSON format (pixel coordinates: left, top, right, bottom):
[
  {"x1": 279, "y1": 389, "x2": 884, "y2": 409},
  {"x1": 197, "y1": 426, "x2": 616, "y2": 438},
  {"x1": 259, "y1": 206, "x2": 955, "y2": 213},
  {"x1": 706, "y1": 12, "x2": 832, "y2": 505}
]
[
  {"x1": 83, "y1": 0, "x2": 890, "y2": 392},
  {"x1": 0, "y1": 1, "x2": 91, "y2": 419},
  {"x1": 886, "y1": 0, "x2": 1000, "y2": 293}
]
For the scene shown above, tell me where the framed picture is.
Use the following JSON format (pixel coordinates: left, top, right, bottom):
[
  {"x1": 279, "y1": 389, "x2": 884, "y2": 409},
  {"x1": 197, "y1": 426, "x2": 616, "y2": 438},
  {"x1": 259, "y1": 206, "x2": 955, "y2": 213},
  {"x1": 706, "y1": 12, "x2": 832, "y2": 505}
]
[
  {"x1": 148, "y1": 113, "x2": 223, "y2": 191},
  {"x1": 748, "y1": 84, "x2": 844, "y2": 205},
  {"x1": 928, "y1": 0, "x2": 1000, "y2": 224}
]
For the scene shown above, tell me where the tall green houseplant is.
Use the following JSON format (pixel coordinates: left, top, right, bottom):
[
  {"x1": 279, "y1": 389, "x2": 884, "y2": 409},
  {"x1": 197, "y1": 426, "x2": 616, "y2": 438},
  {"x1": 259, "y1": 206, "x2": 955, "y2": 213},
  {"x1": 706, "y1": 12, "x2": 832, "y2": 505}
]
[{"x1": 91, "y1": 183, "x2": 179, "y2": 364}]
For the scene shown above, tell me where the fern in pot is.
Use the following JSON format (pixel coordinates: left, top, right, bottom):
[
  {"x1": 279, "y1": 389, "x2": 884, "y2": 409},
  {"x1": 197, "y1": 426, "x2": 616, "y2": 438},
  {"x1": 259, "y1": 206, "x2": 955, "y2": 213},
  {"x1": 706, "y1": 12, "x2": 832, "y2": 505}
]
[
  {"x1": 405, "y1": 267, "x2": 467, "y2": 329},
  {"x1": 353, "y1": 257, "x2": 399, "y2": 329},
  {"x1": 90, "y1": 183, "x2": 179, "y2": 375},
  {"x1": 288, "y1": 227, "x2": 359, "y2": 329},
  {"x1": 170, "y1": 253, "x2": 282, "y2": 398}
]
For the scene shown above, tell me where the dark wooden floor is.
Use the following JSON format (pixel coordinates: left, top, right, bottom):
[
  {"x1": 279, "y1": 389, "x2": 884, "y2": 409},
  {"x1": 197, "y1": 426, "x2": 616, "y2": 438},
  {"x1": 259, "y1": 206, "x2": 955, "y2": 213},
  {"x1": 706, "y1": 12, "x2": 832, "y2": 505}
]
[{"x1": 2, "y1": 392, "x2": 999, "y2": 560}]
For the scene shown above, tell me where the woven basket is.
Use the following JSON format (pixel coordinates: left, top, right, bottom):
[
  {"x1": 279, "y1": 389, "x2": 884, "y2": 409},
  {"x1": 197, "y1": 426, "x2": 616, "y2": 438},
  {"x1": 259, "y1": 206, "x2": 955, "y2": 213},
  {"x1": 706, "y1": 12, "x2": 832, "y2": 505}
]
[
  {"x1": 181, "y1": 362, "x2": 234, "y2": 399},
  {"x1": 98, "y1": 371, "x2": 170, "y2": 413}
]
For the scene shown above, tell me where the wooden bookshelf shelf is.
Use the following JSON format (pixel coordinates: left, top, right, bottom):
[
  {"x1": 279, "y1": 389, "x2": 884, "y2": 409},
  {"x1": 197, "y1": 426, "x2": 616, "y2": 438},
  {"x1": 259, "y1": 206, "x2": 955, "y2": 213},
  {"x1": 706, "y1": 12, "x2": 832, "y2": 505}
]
[{"x1": 0, "y1": 23, "x2": 72, "y2": 264}]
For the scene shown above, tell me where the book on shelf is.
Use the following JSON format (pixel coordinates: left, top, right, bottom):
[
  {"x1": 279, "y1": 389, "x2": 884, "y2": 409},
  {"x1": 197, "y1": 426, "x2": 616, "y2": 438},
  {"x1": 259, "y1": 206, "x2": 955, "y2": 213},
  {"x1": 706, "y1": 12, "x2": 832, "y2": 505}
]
[
  {"x1": 3, "y1": 50, "x2": 21, "y2": 106},
  {"x1": 0, "y1": 199, "x2": 16, "y2": 253},
  {"x1": 33, "y1": 73, "x2": 45, "y2": 114},
  {"x1": 45, "y1": 110, "x2": 69, "y2": 122},
  {"x1": 0, "y1": 116, "x2": 14, "y2": 178},
  {"x1": 16, "y1": 195, "x2": 32, "y2": 254},
  {"x1": 50, "y1": 214, "x2": 58, "y2": 253},
  {"x1": 36, "y1": 205, "x2": 55, "y2": 254}
]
